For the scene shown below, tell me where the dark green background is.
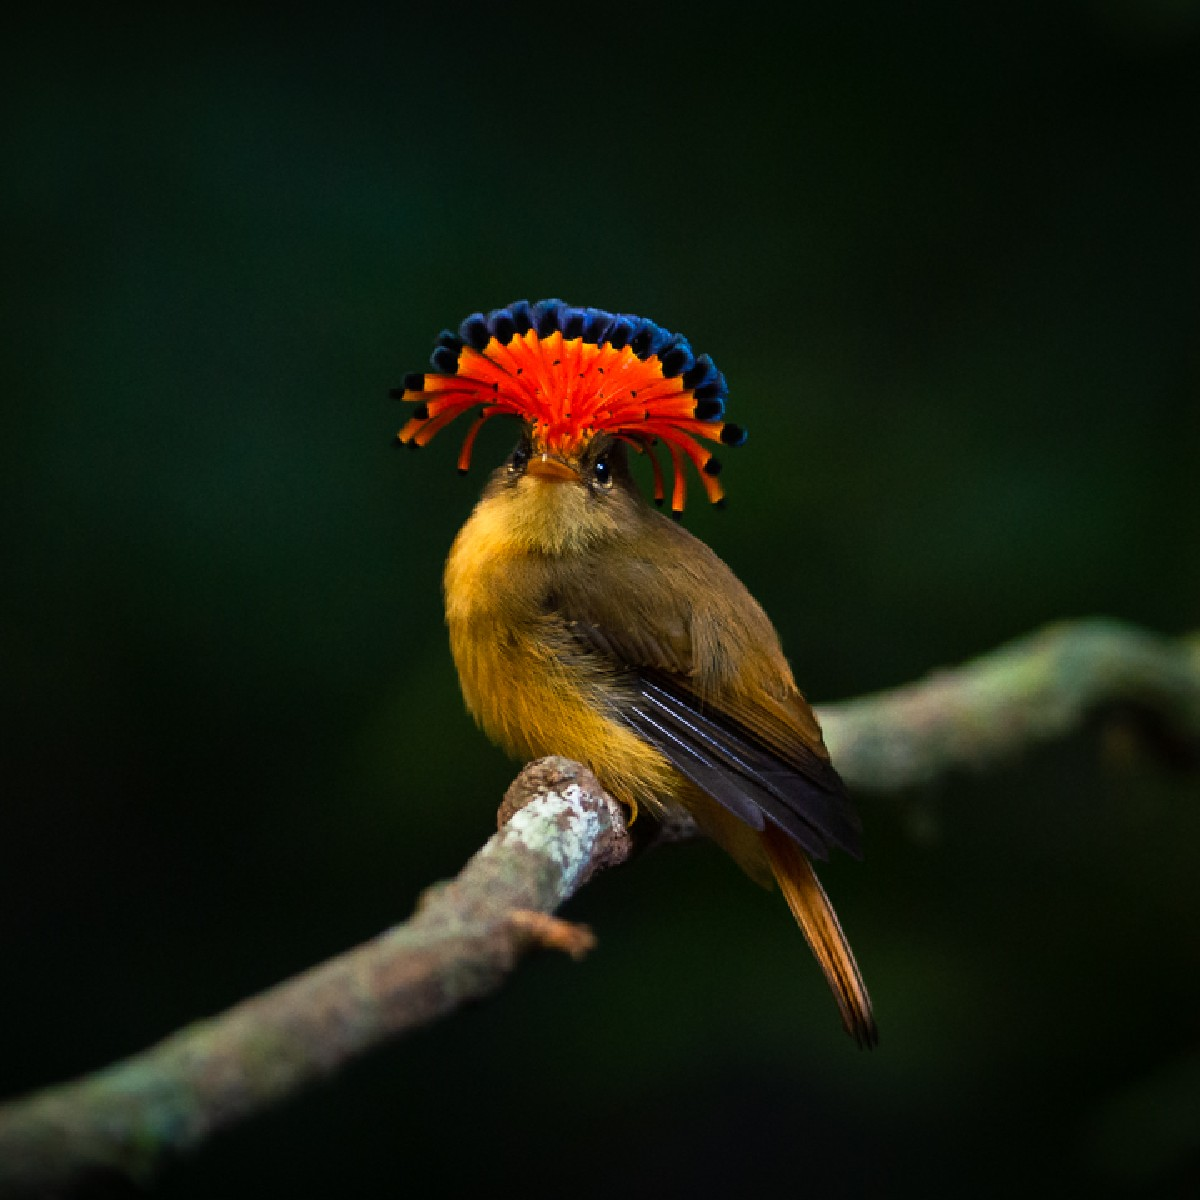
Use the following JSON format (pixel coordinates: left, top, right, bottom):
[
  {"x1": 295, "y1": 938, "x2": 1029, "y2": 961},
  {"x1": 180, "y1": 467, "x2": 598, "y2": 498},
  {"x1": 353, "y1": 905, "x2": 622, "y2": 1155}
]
[{"x1": 3, "y1": 4, "x2": 1199, "y2": 1196}]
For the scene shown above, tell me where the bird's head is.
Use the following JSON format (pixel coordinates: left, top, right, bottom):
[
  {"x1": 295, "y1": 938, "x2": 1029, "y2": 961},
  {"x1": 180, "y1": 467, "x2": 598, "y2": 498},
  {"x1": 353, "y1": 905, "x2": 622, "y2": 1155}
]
[{"x1": 393, "y1": 300, "x2": 747, "y2": 552}]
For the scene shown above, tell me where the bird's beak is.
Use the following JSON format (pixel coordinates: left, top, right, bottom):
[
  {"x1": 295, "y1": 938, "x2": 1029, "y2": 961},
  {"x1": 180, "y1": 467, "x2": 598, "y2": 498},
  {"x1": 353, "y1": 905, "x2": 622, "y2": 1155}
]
[{"x1": 525, "y1": 453, "x2": 579, "y2": 482}]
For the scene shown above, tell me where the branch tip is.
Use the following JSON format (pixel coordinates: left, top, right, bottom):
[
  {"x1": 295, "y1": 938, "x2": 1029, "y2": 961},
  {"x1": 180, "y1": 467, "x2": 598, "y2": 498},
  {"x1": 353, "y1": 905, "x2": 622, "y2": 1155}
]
[{"x1": 507, "y1": 910, "x2": 597, "y2": 960}]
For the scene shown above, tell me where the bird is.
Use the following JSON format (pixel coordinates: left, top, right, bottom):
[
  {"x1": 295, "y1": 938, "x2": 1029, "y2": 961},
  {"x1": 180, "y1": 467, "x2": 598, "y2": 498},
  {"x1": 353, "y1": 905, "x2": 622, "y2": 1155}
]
[{"x1": 393, "y1": 299, "x2": 877, "y2": 1047}]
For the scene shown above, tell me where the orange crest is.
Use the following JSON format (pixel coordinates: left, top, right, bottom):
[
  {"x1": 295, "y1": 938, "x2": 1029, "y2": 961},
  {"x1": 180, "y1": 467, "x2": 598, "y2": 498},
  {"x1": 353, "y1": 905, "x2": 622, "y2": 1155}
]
[{"x1": 392, "y1": 300, "x2": 746, "y2": 513}]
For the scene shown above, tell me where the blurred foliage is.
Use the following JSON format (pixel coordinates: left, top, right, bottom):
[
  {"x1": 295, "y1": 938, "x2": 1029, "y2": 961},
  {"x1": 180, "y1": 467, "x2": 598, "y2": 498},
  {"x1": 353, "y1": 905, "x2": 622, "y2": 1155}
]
[{"x1": 1, "y1": 3, "x2": 1198, "y2": 1196}]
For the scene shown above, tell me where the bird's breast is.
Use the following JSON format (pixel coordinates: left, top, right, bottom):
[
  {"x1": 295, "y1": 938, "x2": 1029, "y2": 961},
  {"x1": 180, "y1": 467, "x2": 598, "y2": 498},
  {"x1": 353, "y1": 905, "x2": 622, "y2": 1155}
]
[{"x1": 442, "y1": 496, "x2": 677, "y2": 810}]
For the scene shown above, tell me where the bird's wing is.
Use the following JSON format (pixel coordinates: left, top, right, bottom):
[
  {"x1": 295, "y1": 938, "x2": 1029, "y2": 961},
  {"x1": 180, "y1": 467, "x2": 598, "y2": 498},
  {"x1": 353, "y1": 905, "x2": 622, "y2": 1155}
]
[{"x1": 554, "y1": 581, "x2": 862, "y2": 861}]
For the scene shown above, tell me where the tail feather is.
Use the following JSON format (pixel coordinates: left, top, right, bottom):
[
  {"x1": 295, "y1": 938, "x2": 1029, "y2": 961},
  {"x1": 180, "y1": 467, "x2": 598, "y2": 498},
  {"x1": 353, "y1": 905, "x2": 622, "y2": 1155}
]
[{"x1": 762, "y1": 823, "x2": 878, "y2": 1048}]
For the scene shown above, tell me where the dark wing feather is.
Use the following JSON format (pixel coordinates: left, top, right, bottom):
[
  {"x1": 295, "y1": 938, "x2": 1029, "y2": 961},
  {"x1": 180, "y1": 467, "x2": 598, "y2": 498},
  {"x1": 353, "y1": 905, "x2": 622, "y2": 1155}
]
[
  {"x1": 621, "y1": 702, "x2": 766, "y2": 831},
  {"x1": 559, "y1": 609, "x2": 862, "y2": 860},
  {"x1": 626, "y1": 671, "x2": 861, "y2": 860}
]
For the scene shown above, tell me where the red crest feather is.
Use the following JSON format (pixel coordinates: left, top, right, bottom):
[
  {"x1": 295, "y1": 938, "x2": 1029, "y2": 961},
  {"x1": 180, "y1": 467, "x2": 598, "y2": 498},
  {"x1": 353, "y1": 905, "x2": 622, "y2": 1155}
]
[{"x1": 393, "y1": 300, "x2": 747, "y2": 513}]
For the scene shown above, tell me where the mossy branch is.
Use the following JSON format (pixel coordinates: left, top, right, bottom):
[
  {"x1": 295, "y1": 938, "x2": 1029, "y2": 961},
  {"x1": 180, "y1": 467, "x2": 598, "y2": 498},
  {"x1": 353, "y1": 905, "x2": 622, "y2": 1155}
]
[
  {"x1": 1, "y1": 619, "x2": 1197, "y2": 1197},
  {"x1": 821, "y1": 618, "x2": 1200, "y2": 789}
]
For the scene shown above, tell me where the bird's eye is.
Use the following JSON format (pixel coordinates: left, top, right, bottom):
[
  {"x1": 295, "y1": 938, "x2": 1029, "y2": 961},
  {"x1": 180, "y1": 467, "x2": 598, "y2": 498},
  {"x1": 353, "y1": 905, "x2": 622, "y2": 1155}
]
[
  {"x1": 510, "y1": 441, "x2": 531, "y2": 473},
  {"x1": 592, "y1": 452, "x2": 614, "y2": 490}
]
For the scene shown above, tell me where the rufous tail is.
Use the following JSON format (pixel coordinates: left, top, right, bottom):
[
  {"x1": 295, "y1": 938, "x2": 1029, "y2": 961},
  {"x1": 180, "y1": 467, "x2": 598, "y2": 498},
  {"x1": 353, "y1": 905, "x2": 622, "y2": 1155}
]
[{"x1": 761, "y1": 824, "x2": 878, "y2": 1048}]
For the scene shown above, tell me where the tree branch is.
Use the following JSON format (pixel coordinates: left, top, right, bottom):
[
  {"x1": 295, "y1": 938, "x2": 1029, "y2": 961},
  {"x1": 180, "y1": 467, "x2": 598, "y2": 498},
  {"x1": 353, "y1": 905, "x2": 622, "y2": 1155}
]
[
  {"x1": 0, "y1": 759, "x2": 631, "y2": 1197},
  {"x1": 820, "y1": 618, "x2": 1200, "y2": 789},
  {"x1": 1, "y1": 619, "x2": 1197, "y2": 1196}
]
